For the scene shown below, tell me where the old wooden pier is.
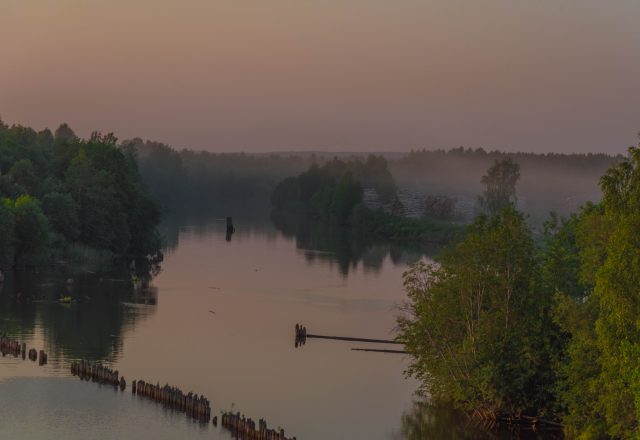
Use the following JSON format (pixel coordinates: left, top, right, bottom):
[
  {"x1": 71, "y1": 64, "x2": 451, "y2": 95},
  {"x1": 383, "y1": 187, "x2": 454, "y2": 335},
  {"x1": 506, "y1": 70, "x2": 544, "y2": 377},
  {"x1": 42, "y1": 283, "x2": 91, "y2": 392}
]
[{"x1": 294, "y1": 323, "x2": 402, "y2": 348}]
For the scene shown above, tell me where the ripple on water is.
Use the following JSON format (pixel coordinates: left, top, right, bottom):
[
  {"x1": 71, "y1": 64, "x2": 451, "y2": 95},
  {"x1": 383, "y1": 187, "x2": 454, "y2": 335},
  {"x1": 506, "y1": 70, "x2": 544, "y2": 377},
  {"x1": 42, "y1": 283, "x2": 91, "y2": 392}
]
[{"x1": 0, "y1": 377, "x2": 233, "y2": 440}]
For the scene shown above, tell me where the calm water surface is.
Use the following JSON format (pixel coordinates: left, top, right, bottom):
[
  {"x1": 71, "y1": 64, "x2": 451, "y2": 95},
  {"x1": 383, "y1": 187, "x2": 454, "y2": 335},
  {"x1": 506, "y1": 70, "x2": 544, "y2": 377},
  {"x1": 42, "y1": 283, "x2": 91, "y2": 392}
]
[{"x1": 0, "y1": 218, "x2": 447, "y2": 439}]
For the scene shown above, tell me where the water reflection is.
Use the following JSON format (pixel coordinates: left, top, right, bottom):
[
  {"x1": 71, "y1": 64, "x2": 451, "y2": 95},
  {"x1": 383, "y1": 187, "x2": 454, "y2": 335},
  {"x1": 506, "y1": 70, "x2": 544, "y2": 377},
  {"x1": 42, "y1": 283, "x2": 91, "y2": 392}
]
[
  {"x1": 272, "y1": 212, "x2": 437, "y2": 276},
  {"x1": 159, "y1": 206, "x2": 275, "y2": 252},
  {"x1": 395, "y1": 401, "x2": 564, "y2": 440},
  {"x1": 394, "y1": 402, "x2": 493, "y2": 440},
  {"x1": 0, "y1": 261, "x2": 159, "y2": 365}
]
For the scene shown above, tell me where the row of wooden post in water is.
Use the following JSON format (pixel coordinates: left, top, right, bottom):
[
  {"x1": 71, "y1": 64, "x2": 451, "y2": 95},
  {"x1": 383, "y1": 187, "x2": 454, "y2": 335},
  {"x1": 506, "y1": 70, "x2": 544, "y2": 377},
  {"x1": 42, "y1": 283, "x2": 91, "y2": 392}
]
[
  {"x1": 133, "y1": 379, "x2": 212, "y2": 424},
  {"x1": 3, "y1": 330, "x2": 297, "y2": 438},
  {"x1": 69, "y1": 358, "x2": 297, "y2": 438},
  {"x1": 222, "y1": 412, "x2": 296, "y2": 440},
  {"x1": 0, "y1": 334, "x2": 48, "y2": 365},
  {"x1": 70, "y1": 359, "x2": 126, "y2": 390}
]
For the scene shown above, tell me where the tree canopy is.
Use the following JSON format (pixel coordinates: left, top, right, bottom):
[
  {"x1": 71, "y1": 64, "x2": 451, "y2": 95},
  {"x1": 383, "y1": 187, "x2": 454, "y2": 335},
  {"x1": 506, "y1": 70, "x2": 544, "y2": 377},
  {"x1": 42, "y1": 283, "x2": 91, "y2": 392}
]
[
  {"x1": 0, "y1": 121, "x2": 161, "y2": 267},
  {"x1": 398, "y1": 143, "x2": 640, "y2": 437}
]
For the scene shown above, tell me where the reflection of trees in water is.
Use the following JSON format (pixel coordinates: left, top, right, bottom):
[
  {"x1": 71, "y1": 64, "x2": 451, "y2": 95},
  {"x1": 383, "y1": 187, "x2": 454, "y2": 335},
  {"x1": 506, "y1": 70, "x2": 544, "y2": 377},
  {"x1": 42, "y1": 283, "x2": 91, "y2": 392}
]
[
  {"x1": 0, "y1": 261, "x2": 159, "y2": 363},
  {"x1": 158, "y1": 205, "x2": 276, "y2": 252},
  {"x1": 158, "y1": 205, "x2": 436, "y2": 278},
  {"x1": 395, "y1": 401, "x2": 563, "y2": 440},
  {"x1": 394, "y1": 401, "x2": 493, "y2": 440},
  {"x1": 272, "y1": 211, "x2": 435, "y2": 276}
]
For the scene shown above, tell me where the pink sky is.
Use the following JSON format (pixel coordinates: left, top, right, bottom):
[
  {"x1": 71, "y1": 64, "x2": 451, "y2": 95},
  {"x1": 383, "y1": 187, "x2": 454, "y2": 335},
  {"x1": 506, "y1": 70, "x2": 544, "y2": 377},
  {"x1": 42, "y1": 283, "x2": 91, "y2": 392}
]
[{"x1": 1, "y1": 0, "x2": 639, "y2": 153}]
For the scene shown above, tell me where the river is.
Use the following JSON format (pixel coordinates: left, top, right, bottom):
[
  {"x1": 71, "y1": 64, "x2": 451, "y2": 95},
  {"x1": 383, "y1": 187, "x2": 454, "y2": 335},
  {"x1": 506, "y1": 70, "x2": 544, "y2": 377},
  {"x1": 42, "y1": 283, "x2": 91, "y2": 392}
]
[{"x1": 0, "y1": 217, "x2": 461, "y2": 440}]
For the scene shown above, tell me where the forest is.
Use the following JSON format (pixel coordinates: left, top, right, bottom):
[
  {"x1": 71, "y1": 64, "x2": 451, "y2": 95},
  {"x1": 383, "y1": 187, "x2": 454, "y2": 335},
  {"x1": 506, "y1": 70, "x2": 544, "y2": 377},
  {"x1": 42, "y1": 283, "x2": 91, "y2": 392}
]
[
  {"x1": 0, "y1": 120, "x2": 161, "y2": 268},
  {"x1": 125, "y1": 138, "x2": 313, "y2": 216},
  {"x1": 397, "y1": 146, "x2": 640, "y2": 438},
  {"x1": 127, "y1": 139, "x2": 616, "y2": 228},
  {"x1": 270, "y1": 157, "x2": 461, "y2": 245}
]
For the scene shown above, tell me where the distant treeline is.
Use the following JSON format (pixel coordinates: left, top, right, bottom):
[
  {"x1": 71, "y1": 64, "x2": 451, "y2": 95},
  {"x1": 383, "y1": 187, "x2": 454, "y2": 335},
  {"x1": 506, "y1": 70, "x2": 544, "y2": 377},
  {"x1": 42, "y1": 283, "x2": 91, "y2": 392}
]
[
  {"x1": 271, "y1": 159, "x2": 461, "y2": 245},
  {"x1": 391, "y1": 147, "x2": 619, "y2": 221},
  {"x1": 125, "y1": 138, "x2": 313, "y2": 214},
  {"x1": 127, "y1": 139, "x2": 617, "y2": 226},
  {"x1": 0, "y1": 121, "x2": 161, "y2": 268}
]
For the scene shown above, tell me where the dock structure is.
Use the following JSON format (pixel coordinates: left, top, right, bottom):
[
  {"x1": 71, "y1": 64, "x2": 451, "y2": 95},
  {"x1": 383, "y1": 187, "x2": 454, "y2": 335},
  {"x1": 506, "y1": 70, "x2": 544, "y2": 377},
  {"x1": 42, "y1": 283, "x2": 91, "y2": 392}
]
[{"x1": 294, "y1": 323, "x2": 402, "y2": 347}]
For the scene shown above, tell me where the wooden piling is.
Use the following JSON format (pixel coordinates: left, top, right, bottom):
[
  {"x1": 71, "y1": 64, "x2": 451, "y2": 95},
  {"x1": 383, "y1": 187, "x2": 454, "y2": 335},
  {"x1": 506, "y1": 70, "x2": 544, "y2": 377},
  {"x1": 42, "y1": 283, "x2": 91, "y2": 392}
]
[
  {"x1": 221, "y1": 410, "x2": 296, "y2": 440},
  {"x1": 226, "y1": 217, "x2": 235, "y2": 233},
  {"x1": 128, "y1": 376, "x2": 212, "y2": 423}
]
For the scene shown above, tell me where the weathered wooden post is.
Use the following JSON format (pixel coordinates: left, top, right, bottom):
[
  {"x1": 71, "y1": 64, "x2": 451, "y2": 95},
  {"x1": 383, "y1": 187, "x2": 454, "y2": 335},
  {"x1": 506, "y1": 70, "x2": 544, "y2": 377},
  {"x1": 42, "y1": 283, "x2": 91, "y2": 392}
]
[{"x1": 225, "y1": 217, "x2": 235, "y2": 242}]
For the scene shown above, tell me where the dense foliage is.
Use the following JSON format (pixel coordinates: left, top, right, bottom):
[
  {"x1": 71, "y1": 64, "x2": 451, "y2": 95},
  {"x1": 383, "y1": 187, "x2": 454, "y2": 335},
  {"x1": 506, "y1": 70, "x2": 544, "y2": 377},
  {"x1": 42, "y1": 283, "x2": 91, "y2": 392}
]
[
  {"x1": 552, "y1": 146, "x2": 640, "y2": 439},
  {"x1": 398, "y1": 144, "x2": 640, "y2": 437},
  {"x1": 271, "y1": 158, "x2": 460, "y2": 244},
  {"x1": 0, "y1": 121, "x2": 161, "y2": 267},
  {"x1": 271, "y1": 159, "x2": 366, "y2": 225},
  {"x1": 398, "y1": 207, "x2": 559, "y2": 418}
]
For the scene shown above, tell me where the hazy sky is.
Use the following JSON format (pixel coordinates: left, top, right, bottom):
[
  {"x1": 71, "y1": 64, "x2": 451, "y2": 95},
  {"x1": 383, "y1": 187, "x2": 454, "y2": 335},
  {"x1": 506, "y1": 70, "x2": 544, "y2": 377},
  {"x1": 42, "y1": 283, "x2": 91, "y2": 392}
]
[{"x1": 1, "y1": 0, "x2": 639, "y2": 153}]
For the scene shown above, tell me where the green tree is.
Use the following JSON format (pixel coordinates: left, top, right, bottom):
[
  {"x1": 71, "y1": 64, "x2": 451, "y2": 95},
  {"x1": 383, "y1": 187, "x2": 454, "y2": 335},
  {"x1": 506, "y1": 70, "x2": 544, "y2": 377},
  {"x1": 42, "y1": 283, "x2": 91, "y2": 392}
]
[
  {"x1": 398, "y1": 207, "x2": 558, "y2": 418},
  {"x1": 328, "y1": 171, "x2": 363, "y2": 224},
  {"x1": 54, "y1": 123, "x2": 76, "y2": 145},
  {"x1": 41, "y1": 192, "x2": 80, "y2": 242},
  {"x1": 479, "y1": 158, "x2": 520, "y2": 215},
  {"x1": 11, "y1": 195, "x2": 49, "y2": 265},
  {"x1": 557, "y1": 146, "x2": 640, "y2": 438},
  {"x1": 542, "y1": 211, "x2": 586, "y2": 299},
  {"x1": 8, "y1": 158, "x2": 39, "y2": 196},
  {"x1": 0, "y1": 200, "x2": 15, "y2": 264}
]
